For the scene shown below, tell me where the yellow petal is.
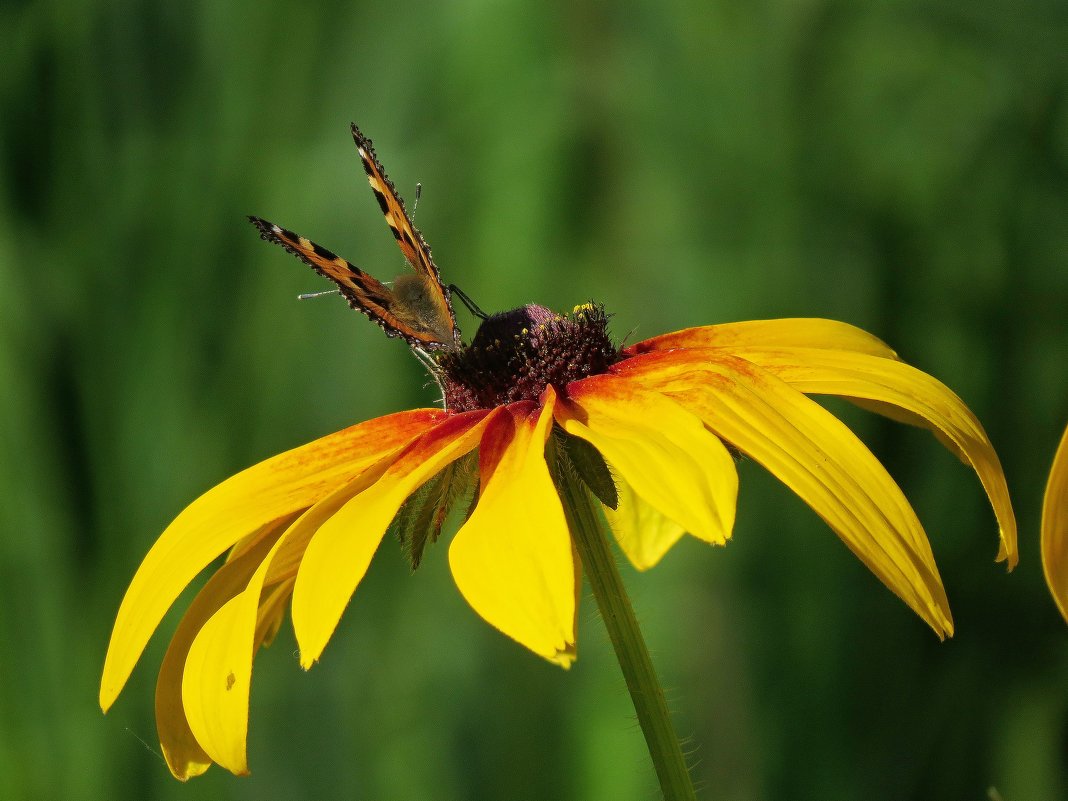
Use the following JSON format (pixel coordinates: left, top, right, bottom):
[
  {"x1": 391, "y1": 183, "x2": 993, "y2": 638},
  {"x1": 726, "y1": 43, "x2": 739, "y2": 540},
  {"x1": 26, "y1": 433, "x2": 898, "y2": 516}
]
[
  {"x1": 729, "y1": 346, "x2": 1018, "y2": 568},
  {"x1": 1042, "y1": 424, "x2": 1068, "y2": 624},
  {"x1": 155, "y1": 517, "x2": 290, "y2": 780},
  {"x1": 100, "y1": 409, "x2": 443, "y2": 711},
  {"x1": 265, "y1": 457, "x2": 396, "y2": 585},
  {"x1": 557, "y1": 375, "x2": 738, "y2": 548},
  {"x1": 625, "y1": 352, "x2": 953, "y2": 637},
  {"x1": 181, "y1": 531, "x2": 294, "y2": 776},
  {"x1": 256, "y1": 580, "x2": 294, "y2": 649},
  {"x1": 450, "y1": 391, "x2": 577, "y2": 666},
  {"x1": 291, "y1": 410, "x2": 496, "y2": 668},
  {"x1": 603, "y1": 478, "x2": 687, "y2": 571},
  {"x1": 627, "y1": 318, "x2": 899, "y2": 359}
]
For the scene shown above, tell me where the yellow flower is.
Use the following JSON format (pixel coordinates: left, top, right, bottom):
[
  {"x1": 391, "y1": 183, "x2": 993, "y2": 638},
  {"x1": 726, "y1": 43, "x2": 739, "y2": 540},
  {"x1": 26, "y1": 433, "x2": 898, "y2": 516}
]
[
  {"x1": 1042, "y1": 423, "x2": 1068, "y2": 622},
  {"x1": 99, "y1": 309, "x2": 1016, "y2": 780}
]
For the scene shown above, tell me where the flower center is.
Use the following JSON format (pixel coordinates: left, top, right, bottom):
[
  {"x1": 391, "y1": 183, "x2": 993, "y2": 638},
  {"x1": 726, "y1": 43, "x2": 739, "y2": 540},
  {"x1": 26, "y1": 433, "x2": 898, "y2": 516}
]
[{"x1": 438, "y1": 303, "x2": 619, "y2": 412}]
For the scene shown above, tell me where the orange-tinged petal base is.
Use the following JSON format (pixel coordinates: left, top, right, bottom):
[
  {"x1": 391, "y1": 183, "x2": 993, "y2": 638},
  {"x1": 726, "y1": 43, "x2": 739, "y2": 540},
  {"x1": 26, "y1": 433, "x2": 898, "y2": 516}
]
[{"x1": 292, "y1": 410, "x2": 496, "y2": 667}]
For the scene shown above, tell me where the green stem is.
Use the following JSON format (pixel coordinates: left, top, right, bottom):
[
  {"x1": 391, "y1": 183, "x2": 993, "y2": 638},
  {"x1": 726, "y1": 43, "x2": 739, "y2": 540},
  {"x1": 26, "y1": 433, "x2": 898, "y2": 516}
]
[{"x1": 555, "y1": 453, "x2": 698, "y2": 801}]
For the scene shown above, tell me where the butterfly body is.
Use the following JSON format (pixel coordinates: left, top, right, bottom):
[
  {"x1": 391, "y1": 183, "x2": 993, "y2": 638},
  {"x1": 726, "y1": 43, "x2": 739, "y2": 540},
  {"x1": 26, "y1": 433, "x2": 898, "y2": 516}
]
[{"x1": 250, "y1": 124, "x2": 461, "y2": 352}]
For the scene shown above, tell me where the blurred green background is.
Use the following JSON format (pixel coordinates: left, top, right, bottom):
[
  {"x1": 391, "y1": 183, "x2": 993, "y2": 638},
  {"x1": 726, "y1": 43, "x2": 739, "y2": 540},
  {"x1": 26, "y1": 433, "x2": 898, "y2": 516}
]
[{"x1": 2, "y1": 0, "x2": 1066, "y2": 799}]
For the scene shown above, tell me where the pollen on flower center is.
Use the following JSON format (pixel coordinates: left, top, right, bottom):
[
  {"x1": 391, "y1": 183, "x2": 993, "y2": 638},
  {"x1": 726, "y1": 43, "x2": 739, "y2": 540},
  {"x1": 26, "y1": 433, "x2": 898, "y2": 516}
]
[{"x1": 438, "y1": 303, "x2": 618, "y2": 412}]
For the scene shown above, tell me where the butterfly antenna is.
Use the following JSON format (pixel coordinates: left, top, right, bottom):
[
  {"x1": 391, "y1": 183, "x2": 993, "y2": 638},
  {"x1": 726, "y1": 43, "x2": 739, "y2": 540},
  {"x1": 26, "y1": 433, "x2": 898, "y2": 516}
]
[
  {"x1": 411, "y1": 182, "x2": 422, "y2": 218},
  {"x1": 297, "y1": 289, "x2": 341, "y2": 300},
  {"x1": 449, "y1": 285, "x2": 488, "y2": 320}
]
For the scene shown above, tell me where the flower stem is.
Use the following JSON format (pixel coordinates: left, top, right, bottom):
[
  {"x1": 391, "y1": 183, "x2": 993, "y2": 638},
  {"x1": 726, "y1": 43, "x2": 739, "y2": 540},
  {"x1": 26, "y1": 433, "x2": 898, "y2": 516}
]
[{"x1": 555, "y1": 452, "x2": 698, "y2": 801}]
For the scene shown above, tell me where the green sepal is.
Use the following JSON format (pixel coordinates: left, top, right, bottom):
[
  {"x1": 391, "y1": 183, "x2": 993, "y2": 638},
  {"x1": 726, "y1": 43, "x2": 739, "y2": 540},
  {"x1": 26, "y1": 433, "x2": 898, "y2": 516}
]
[
  {"x1": 389, "y1": 452, "x2": 478, "y2": 570},
  {"x1": 557, "y1": 429, "x2": 618, "y2": 510}
]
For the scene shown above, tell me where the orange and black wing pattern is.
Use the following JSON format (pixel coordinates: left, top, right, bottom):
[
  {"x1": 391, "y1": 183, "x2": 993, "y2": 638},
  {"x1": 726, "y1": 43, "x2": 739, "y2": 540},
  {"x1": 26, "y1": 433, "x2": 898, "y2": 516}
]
[
  {"x1": 247, "y1": 216, "x2": 431, "y2": 346},
  {"x1": 248, "y1": 124, "x2": 460, "y2": 350},
  {"x1": 349, "y1": 123, "x2": 457, "y2": 344}
]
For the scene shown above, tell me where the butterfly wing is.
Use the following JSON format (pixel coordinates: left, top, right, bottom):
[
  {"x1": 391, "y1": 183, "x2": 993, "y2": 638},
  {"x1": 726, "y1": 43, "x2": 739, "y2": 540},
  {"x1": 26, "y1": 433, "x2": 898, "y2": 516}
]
[
  {"x1": 248, "y1": 216, "x2": 453, "y2": 348},
  {"x1": 350, "y1": 123, "x2": 459, "y2": 347}
]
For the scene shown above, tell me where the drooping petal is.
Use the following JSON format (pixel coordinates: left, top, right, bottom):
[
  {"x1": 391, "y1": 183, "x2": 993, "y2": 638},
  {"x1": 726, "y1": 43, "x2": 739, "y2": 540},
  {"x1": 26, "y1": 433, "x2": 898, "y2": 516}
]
[
  {"x1": 556, "y1": 375, "x2": 738, "y2": 548},
  {"x1": 626, "y1": 318, "x2": 899, "y2": 359},
  {"x1": 256, "y1": 580, "x2": 295, "y2": 649},
  {"x1": 1042, "y1": 424, "x2": 1068, "y2": 624},
  {"x1": 100, "y1": 409, "x2": 443, "y2": 711},
  {"x1": 625, "y1": 352, "x2": 953, "y2": 637},
  {"x1": 181, "y1": 532, "x2": 295, "y2": 776},
  {"x1": 291, "y1": 410, "x2": 496, "y2": 668},
  {"x1": 155, "y1": 517, "x2": 291, "y2": 780},
  {"x1": 618, "y1": 346, "x2": 1017, "y2": 570},
  {"x1": 264, "y1": 457, "x2": 397, "y2": 586},
  {"x1": 724, "y1": 346, "x2": 1018, "y2": 568},
  {"x1": 177, "y1": 447, "x2": 416, "y2": 777},
  {"x1": 602, "y1": 478, "x2": 687, "y2": 571},
  {"x1": 450, "y1": 391, "x2": 577, "y2": 666}
]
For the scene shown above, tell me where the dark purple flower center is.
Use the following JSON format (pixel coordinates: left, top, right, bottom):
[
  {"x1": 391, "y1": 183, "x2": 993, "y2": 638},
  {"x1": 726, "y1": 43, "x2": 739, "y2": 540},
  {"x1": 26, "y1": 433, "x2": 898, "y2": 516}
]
[{"x1": 438, "y1": 303, "x2": 618, "y2": 412}]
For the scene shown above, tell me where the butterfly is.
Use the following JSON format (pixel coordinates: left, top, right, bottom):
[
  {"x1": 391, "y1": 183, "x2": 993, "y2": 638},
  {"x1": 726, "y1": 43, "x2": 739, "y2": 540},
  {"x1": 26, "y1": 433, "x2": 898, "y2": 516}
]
[{"x1": 249, "y1": 123, "x2": 461, "y2": 352}]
